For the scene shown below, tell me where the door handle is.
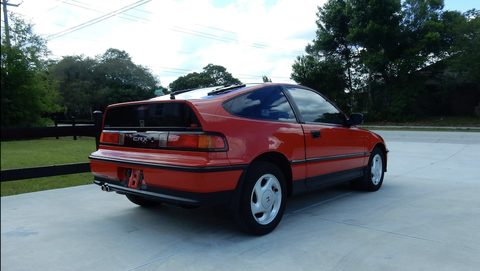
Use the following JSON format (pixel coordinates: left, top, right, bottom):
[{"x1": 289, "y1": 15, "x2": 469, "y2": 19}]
[{"x1": 311, "y1": 130, "x2": 321, "y2": 139}]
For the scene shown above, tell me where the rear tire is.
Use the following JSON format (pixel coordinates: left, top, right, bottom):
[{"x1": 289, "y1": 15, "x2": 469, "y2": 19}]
[
  {"x1": 352, "y1": 147, "x2": 385, "y2": 191},
  {"x1": 232, "y1": 162, "x2": 286, "y2": 235},
  {"x1": 126, "y1": 194, "x2": 161, "y2": 207}
]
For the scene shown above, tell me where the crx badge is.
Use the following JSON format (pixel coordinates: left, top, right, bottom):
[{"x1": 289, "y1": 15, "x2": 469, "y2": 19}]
[{"x1": 133, "y1": 136, "x2": 149, "y2": 143}]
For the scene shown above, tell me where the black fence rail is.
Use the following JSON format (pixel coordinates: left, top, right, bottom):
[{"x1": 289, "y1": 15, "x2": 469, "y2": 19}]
[
  {"x1": 1, "y1": 163, "x2": 91, "y2": 182},
  {"x1": 1, "y1": 111, "x2": 103, "y2": 182},
  {"x1": 1, "y1": 125, "x2": 97, "y2": 140}
]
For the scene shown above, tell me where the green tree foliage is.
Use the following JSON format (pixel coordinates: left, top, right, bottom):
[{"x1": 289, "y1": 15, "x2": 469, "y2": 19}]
[
  {"x1": 291, "y1": 55, "x2": 347, "y2": 106},
  {"x1": 49, "y1": 48, "x2": 160, "y2": 118},
  {"x1": 445, "y1": 9, "x2": 480, "y2": 87},
  {"x1": 48, "y1": 55, "x2": 96, "y2": 118},
  {"x1": 292, "y1": 0, "x2": 476, "y2": 121},
  {"x1": 93, "y1": 48, "x2": 159, "y2": 112},
  {"x1": 291, "y1": 0, "x2": 361, "y2": 110},
  {"x1": 424, "y1": 9, "x2": 480, "y2": 115},
  {"x1": 169, "y1": 64, "x2": 242, "y2": 92},
  {"x1": 168, "y1": 72, "x2": 210, "y2": 91},
  {"x1": 262, "y1": 76, "x2": 272, "y2": 82},
  {"x1": 1, "y1": 13, "x2": 61, "y2": 127}
]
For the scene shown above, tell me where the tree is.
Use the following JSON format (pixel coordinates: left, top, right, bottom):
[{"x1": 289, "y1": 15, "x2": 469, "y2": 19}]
[
  {"x1": 292, "y1": 0, "x2": 361, "y2": 110},
  {"x1": 169, "y1": 64, "x2": 242, "y2": 92},
  {"x1": 92, "y1": 48, "x2": 159, "y2": 112},
  {"x1": 202, "y1": 64, "x2": 242, "y2": 86},
  {"x1": 310, "y1": 0, "x2": 357, "y2": 93},
  {"x1": 168, "y1": 72, "x2": 210, "y2": 91},
  {"x1": 262, "y1": 76, "x2": 272, "y2": 82},
  {"x1": 445, "y1": 9, "x2": 480, "y2": 87},
  {"x1": 49, "y1": 48, "x2": 161, "y2": 118},
  {"x1": 291, "y1": 55, "x2": 347, "y2": 107},
  {"x1": 423, "y1": 9, "x2": 480, "y2": 115},
  {"x1": 292, "y1": 0, "x2": 468, "y2": 121},
  {"x1": 48, "y1": 55, "x2": 96, "y2": 118},
  {"x1": 347, "y1": 0, "x2": 414, "y2": 120},
  {"x1": 1, "y1": 13, "x2": 61, "y2": 127}
]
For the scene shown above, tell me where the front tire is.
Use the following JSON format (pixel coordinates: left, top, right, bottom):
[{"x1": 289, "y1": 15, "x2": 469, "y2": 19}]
[
  {"x1": 352, "y1": 147, "x2": 385, "y2": 191},
  {"x1": 233, "y1": 162, "x2": 286, "y2": 235}
]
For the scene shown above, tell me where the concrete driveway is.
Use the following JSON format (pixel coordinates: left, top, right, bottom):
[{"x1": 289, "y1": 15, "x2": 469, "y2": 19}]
[{"x1": 2, "y1": 130, "x2": 480, "y2": 271}]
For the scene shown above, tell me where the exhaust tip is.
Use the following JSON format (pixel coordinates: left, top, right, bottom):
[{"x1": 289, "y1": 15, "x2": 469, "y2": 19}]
[{"x1": 101, "y1": 184, "x2": 112, "y2": 192}]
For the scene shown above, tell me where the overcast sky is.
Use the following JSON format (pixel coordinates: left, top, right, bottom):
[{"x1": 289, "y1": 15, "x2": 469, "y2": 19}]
[{"x1": 3, "y1": 0, "x2": 479, "y2": 89}]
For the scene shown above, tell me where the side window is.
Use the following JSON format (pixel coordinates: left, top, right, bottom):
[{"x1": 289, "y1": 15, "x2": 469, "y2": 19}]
[
  {"x1": 223, "y1": 86, "x2": 296, "y2": 122},
  {"x1": 285, "y1": 87, "x2": 345, "y2": 125}
]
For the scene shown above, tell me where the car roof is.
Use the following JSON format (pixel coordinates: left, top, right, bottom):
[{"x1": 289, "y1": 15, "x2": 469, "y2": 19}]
[{"x1": 150, "y1": 83, "x2": 300, "y2": 101}]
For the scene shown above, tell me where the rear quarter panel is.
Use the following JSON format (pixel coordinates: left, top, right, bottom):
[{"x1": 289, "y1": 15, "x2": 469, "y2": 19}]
[{"x1": 190, "y1": 98, "x2": 306, "y2": 180}]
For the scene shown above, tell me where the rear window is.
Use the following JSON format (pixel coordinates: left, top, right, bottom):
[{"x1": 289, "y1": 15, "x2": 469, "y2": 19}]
[{"x1": 104, "y1": 102, "x2": 202, "y2": 130}]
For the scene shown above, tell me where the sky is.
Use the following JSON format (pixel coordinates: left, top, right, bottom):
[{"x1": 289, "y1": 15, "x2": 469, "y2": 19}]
[{"x1": 2, "y1": 0, "x2": 479, "y2": 89}]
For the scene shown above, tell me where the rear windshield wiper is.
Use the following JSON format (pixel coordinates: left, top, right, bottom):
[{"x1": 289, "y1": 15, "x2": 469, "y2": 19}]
[
  {"x1": 207, "y1": 84, "x2": 246, "y2": 96},
  {"x1": 170, "y1": 88, "x2": 198, "y2": 100}
]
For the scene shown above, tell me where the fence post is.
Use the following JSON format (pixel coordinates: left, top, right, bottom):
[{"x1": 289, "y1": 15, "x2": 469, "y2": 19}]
[
  {"x1": 93, "y1": 111, "x2": 103, "y2": 150},
  {"x1": 54, "y1": 116, "x2": 59, "y2": 139},
  {"x1": 71, "y1": 116, "x2": 77, "y2": 140}
]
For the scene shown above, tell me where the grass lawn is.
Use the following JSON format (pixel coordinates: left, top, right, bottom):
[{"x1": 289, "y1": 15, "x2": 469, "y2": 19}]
[{"x1": 1, "y1": 137, "x2": 97, "y2": 197}]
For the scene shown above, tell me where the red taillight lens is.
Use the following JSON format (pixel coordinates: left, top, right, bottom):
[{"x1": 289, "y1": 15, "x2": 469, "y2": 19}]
[
  {"x1": 99, "y1": 131, "x2": 225, "y2": 151},
  {"x1": 167, "y1": 133, "x2": 226, "y2": 150},
  {"x1": 167, "y1": 134, "x2": 197, "y2": 148},
  {"x1": 100, "y1": 132, "x2": 124, "y2": 145}
]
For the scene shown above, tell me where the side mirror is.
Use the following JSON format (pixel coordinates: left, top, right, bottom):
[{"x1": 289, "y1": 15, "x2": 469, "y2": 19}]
[{"x1": 348, "y1": 113, "x2": 364, "y2": 126}]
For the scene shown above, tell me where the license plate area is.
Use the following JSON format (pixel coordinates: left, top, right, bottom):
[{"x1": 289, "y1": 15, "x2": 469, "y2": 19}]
[{"x1": 126, "y1": 169, "x2": 143, "y2": 189}]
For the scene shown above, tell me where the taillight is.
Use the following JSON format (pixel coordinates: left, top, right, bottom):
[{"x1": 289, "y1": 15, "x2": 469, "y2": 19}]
[
  {"x1": 167, "y1": 133, "x2": 226, "y2": 151},
  {"x1": 100, "y1": 131, "x2": 227, "y2": 151},
  {"x1": 100, "y1": 132, "x2": 124, "y2": 145}
]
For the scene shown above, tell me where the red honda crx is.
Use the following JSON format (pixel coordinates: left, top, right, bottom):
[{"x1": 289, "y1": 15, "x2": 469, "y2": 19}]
[{"x1": 89, "y1": 83, "x2": 388, "y2": 235}]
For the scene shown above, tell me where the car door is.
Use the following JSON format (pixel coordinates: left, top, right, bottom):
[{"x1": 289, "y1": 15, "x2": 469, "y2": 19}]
[{"x1": 283, "y1": 86, "x2": 367, "y2": 188}]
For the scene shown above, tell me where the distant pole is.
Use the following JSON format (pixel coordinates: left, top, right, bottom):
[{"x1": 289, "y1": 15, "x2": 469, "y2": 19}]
[
  {"x1": 54, "y1": 116, "x2": 59, "y2": 139},
  {"x1": 93, "y1": 111, "x2": 103, "y2": 150},
  {"x1": 71, "y1": 116, "x2": 77, "y2": 141},
  {"x1": 1, "y1": 0, "x2": 21, "y2": 49}
]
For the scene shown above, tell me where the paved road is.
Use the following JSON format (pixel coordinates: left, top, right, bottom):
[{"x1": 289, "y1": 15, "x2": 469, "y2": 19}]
[{"x1": 2, "y1": 131, "x2": 480, "y2": 271}]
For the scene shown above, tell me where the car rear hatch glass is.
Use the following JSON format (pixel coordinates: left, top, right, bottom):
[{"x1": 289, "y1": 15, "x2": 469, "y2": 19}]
[{"x1": 104, "y1": 102, "x2": 201, "y2": 131}]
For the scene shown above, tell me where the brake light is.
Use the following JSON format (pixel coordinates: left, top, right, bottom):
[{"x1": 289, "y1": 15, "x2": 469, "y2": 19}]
[
  {"x1": 167, "y1": 133, "x2": 226, "y2": 150},
  {"x1": 100, "y1": 132, "x2": 124, "y2": 145},
  {"x1": 99, "y1": 131, "x2": 226, "y2": 151}
]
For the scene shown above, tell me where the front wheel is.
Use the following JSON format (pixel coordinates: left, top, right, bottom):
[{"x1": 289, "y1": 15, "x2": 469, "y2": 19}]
[
  {"x1": 232, "y1": 162, "x2": 286, "y2": 235},
  {"x1": 352, "y1": 147, "x2": 385, "y2": 191}
]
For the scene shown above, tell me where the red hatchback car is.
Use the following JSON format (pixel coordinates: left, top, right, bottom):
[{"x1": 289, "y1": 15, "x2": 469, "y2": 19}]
[{"x1": 89, "y1": 83, "x2": 388, "y2": 235}]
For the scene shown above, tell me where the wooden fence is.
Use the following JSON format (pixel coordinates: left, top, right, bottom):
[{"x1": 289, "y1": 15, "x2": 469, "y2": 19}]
[{"x1": 1, "y1": 111, "x2": 103, "y2": 182}]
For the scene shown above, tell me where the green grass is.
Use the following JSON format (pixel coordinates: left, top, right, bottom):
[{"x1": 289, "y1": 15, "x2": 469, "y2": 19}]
[{"x1": 1, "y1": 137, "x2": 97, "y2": 197}]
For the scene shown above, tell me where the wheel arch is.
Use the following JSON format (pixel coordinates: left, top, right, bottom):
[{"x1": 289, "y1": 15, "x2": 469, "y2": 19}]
[
  {"x1": 251, "y1": 151, "x2": 293, "y2": 197},
  {"x1": 372, "y1": 143, "x2": 388, "y2": 172}
]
